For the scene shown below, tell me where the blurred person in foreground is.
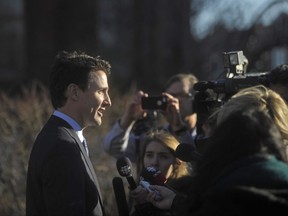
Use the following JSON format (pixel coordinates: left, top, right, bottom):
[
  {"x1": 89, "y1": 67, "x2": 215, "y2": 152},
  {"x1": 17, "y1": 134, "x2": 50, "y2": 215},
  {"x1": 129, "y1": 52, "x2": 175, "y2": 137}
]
[
  {"x1": 102, "y1": 73, "x2": 198, "y2": 165},
  {"x1": 130, "y1": 130, "x2": 191, "y2": 216},
  {"x1": 146, "y1": 85, "x2": 288, "y2": 215},
  {"x1": 269, "y1": 64, "x2": 288, "y2": 103},
  {"x1": 211, "y1": 85, "x2": 288, "y2": 158},
  {"x1": 26, "y1": 51, "x2": 112, "y2": 216}
]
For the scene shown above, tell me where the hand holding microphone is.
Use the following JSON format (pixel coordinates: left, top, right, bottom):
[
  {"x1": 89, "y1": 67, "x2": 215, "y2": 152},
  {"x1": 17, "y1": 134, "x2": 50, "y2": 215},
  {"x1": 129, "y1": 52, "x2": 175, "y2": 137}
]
[
  {"x1": 138, "y1": 166, "x2": 168, "y2": 201},
  {"x1": 139, "y1": 180, "x2": 162, "y2": 201},
  {"x1": 146, "y1": 185, "x2": 176, "y2": 210},
  {"x1": 140, "y1": 167, "x2": 177, "y2": 209},
  {"x1": 116, "y1": 157, "x2": 161, "y2": 203}
]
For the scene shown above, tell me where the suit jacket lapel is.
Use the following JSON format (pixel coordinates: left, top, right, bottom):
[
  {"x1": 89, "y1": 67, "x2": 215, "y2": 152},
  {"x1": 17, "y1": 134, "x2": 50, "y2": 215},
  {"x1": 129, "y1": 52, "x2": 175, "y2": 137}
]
[
  {"x1": 51, "y1": 116, "x2": 102, "y2": 195},
  {"x1": 64, "y1": 128, "x2": 103, "y2": 198}
]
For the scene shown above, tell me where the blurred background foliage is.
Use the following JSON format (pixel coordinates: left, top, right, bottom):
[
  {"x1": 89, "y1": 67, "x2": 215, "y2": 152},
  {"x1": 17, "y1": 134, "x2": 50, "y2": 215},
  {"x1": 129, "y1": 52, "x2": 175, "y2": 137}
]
[
  {"x1": 1, "y1": 0, "x2": 288, "y2": 92},
  {"x1": 0, "y1": 0, "x2": 288, "y2": 215}
]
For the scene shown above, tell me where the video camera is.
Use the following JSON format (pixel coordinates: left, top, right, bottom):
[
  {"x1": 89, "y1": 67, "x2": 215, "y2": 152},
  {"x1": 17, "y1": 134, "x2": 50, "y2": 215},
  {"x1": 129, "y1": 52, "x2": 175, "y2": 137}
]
[
  {"x1": 194, "y1": 51, "x2": 270, "y2": 97},
  {"x1": 193, "y1": 50, "x2": 271, "y2": 138}
]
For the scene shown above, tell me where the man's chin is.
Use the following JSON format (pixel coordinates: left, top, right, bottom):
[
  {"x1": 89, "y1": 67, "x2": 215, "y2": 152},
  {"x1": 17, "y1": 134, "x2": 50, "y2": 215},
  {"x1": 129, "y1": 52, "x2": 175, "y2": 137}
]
[{"x1": 95, "y1": 118, "x2": 102, "y2": 126}]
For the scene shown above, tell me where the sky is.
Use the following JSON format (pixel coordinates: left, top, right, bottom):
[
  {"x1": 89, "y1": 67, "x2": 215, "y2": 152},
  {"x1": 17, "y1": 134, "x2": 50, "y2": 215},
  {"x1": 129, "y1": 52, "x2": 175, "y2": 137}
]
[{"x1": 190, "y1": 0, "x2": 288, "y2": 40}]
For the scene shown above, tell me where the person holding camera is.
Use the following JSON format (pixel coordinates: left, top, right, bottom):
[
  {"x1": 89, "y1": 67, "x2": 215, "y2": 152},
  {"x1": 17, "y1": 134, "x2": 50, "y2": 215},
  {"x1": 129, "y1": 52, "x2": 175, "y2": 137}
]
[{"x1": 101, "y1": 73, "x2": 199, "y2": 165}]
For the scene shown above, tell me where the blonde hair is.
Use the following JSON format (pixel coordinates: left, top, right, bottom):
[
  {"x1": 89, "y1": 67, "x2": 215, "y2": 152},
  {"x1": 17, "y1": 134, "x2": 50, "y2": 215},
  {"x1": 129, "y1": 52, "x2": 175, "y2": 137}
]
[
  {"x1": 139, "y1": 130, "x2": 190, "y2": 180},
  {"x1": 210, "y1": 85, "x2": 288, "y2": 157}
]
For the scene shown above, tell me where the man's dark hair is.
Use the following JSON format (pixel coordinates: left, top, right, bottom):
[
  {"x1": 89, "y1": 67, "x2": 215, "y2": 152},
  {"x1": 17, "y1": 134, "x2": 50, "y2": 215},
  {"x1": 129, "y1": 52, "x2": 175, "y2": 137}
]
[{"x1": 49, "y1": 50, "x2": 111, "y2": 109}]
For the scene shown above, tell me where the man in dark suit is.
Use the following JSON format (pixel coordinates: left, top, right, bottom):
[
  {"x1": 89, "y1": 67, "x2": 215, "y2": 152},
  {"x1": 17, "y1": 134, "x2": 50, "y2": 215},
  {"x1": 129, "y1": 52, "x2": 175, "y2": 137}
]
[{"x1": 26, "y1": 51, "x2": 112, "y2": 216}]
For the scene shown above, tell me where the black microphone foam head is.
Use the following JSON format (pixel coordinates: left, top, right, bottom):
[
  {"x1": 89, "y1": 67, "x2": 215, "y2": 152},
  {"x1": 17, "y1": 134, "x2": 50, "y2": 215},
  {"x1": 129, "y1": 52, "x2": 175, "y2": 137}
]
[
  {"x1": 116, "y1": 157, "x2": 133, "y2": 177},
  {"x1": 175, "y1": 143, "x2": 202, "y2": 162}
]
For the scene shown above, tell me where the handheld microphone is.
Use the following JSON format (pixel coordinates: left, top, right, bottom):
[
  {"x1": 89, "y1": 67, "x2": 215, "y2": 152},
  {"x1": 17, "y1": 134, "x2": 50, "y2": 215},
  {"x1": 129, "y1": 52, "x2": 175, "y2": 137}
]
[
  {"x1": 112, "y1": 177, "x2": 129, "y2": 216},
  {"x1": 139, "y1": 167, "x2": 165, "y2": 201},
  {"x1": 140, "y1": 166, "x2": 167, "y2": 185},
  {"x1": 175, "y1": 143, "x2": 202, "y2": 162},
  {"x1": 116, "y1": 157, "x2": 137, "y2": 190}
]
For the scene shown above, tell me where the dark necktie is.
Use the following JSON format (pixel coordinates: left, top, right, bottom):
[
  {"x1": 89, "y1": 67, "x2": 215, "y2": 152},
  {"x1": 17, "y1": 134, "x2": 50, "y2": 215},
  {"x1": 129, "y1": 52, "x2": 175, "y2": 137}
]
[{"x1": 82, "y1": 138, "x2": 89, "y2": 156}]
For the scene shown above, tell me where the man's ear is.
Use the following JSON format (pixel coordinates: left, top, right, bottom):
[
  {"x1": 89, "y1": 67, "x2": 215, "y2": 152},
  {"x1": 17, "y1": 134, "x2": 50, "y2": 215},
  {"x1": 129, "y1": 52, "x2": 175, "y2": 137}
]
[{"x1": 66, "y1": 83, "x2": 79, "y2": 101}]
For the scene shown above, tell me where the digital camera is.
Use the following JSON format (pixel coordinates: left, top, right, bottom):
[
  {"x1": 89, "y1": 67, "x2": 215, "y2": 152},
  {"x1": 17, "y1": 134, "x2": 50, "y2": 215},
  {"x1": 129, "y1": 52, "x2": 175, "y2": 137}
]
[{"x1": 141, "y1": 96, "x2": 168, "y2": 110}]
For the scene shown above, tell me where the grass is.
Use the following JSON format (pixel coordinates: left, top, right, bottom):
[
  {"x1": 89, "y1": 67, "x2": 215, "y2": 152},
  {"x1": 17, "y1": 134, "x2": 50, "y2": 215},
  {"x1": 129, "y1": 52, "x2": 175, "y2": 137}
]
[{"x1": 0, "y1": 81, "x2": 135, "y2": 216}]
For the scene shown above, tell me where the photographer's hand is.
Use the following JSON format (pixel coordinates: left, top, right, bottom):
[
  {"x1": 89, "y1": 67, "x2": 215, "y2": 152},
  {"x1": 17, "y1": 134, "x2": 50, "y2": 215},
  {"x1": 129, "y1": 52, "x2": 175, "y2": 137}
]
[
  {"x1": 162, "y1": 93, "x2": 186, "y2": 132},
  {"x1": 120, "y1": 90, "x2": 148, "y2": 129}
]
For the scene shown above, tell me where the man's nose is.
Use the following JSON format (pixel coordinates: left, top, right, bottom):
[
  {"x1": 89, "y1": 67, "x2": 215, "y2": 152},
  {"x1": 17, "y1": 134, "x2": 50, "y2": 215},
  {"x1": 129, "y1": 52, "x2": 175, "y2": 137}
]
[{"x1": 104, "y1": 93, "x2": 112, "y2": 107}]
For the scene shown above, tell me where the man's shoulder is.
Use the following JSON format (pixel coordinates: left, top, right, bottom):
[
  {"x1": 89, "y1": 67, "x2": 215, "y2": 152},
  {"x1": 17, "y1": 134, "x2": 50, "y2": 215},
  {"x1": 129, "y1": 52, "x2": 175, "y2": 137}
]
[{"x1": 35, "y1": 115, "x2": 76, "y2": 146}]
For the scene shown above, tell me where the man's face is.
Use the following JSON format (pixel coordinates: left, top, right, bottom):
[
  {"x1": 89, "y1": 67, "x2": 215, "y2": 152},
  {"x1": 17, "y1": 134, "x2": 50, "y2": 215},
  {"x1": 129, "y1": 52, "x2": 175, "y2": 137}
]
[
  {"x1": 165, "y1": 80, "x2": 194, "y2": 119},
  {"x1": 78, "y1": 70, "x2": 111, "y2": 127}
]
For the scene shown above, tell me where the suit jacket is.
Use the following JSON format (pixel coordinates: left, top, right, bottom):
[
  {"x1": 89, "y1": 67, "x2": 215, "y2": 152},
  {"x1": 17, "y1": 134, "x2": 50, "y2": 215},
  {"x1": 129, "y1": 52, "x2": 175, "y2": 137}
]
[{"x1": 26, "y1": 115, "x2": 105, "y2": 216}]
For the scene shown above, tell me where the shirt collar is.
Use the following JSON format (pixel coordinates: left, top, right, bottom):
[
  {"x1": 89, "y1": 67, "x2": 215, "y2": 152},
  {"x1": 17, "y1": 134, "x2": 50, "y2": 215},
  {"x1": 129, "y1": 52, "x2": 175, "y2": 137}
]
[{"x1": 53, "y1": 110, "x2": 85, "y2": 143}]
